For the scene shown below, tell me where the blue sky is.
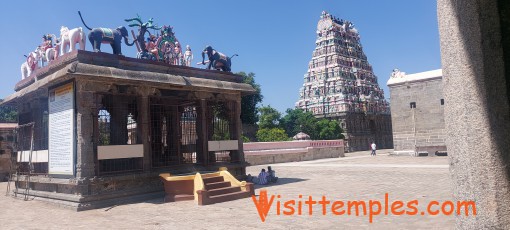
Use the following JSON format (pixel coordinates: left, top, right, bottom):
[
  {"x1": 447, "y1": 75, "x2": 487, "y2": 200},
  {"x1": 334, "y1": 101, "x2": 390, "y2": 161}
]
[{"x1": 0, "y1": 1, "x2": 440, "y2": 113}]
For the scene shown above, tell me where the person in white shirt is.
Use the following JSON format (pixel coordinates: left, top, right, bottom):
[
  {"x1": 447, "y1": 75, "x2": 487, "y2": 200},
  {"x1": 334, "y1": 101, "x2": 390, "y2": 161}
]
[
  {"x1": 247, "y1": 169, "x2": 269, "y2": 185},
  {"x1": 371, "y1": 142, "x2": 377, "y2": 156}
]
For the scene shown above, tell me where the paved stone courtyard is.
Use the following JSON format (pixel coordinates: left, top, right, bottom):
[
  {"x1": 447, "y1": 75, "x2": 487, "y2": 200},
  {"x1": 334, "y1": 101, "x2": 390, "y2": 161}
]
[{"x1": 0, "y1": 150, "x2": 454, "y2": 229}]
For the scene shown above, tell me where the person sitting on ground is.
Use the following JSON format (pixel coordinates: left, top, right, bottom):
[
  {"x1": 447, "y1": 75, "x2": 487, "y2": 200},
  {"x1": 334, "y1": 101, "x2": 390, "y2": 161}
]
[
  {"x1": 246, "y1": 169, "x2": 270, "y2": 185},
  {"x1": 267, "y1": 166, "x2": 278, "y2": 183},
  {"x1": 257, "y1": 168, "x2": 269, "y2": 185},
  {"x1": 249, "y1": 169, "x2": 269, "y2": 185},
  {"x1": 246, "y1": 174, "x2": 254, "y2": 183}
]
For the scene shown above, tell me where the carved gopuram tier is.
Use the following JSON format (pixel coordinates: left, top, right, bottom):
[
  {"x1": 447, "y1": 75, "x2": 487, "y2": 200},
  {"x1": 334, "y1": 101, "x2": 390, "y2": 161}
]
[
  {"x1": 1, "y1": 50, "x2": 255, "y2": 210},
  {"x1": 296, "y1": 11, "x2": 393, "y2": 151}
]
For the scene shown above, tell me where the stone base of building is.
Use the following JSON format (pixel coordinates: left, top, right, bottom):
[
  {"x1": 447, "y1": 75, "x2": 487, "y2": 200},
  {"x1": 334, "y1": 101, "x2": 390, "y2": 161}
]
[
  {"x1": 389, "y1": 149, "x2": 448, "y2": 157},
  {"x1": 8, "y1": 163, "x2": 247, "y2": 211},
  {"x1": 389, "y1": 150, "x2": 416, "y2": 156},
  {"x1": 0, "y1": 154, "x2": 11, "y2": 182},
  {"x1": 323, "y1": 113, "x2": 393, "y2": 152},
  {"x1": 11, "y1": 189, "x2": 165, "y2": 211}
]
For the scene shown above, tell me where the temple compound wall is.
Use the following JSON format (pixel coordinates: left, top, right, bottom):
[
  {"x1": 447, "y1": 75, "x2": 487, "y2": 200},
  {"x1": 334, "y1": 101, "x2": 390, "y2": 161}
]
[
  {"x1": 0, "y1": 50, "x2": 255, "y2": 210},
  {"x1": 387, "y1": 69, "x2": 446, "y2": 155}
]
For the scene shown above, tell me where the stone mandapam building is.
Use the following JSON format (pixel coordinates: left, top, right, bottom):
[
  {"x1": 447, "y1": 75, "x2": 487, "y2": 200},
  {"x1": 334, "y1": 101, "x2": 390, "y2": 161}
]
[
  {"x1": 387, "y1": 69, "x2": 446, "y2": 156},
  {"x1": 0, "y1": 50, "x2": 255, "y2": 210}
]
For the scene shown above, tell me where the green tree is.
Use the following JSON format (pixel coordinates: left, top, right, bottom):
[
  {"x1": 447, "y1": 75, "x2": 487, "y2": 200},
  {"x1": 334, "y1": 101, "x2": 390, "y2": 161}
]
[
  {"x1": 258, "y1": 105, "x2": 282, "y2": 129},
  {"x1": 256, "y1": 128, "x2": 290, "y2": 142},
  {"x1": 315, "y1": 119, "x2": 344, "y2": 140},
  {"x1": 236, "y1": 72, "x2": 263, "y2": 125},
  {"x1": 280, "y1": 108, "x2": 318, "y2": 137},
  {"x1": 0, "y1": 99, "x2": 17, "y2": 122},
  {"x1": 242, "y1": 135, "x2": 251, "y2": 143}
]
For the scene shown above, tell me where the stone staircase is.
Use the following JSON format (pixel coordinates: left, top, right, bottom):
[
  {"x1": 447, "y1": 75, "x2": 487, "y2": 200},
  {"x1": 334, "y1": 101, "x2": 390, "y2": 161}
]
[
  {"x1": 160, "y1": 168, "x2": 254, "y2": 205},
  {"x1": 200, "y1": 175, "x2": 253, "y2": 205}
]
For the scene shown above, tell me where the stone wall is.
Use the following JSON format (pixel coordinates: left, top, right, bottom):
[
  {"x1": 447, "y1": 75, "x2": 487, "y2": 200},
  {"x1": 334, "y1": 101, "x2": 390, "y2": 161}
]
[
  {"x1": 339, "y1": 113, "x2": 393, "y2": 152},
  {"x1": 388, "y1": 76, "x2": 446, "y2": 152},
  {"x1": 244, "y1": 140, "x2": 344, "y2": 165},
  {"x1": 0, "y1": 125, "x2": 16, "y2": 181},
  {"x1": 0, "y1": 151, "x2": 10, "y2": 181}
]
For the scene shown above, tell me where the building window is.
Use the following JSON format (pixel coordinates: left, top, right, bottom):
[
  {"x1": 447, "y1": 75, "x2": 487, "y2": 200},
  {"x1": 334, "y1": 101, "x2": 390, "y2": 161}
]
[
  {"x1": 97, "y1": 95, "x2": 139, "y2": 146},
  {"x1": 440, "y1": 99, "x2": 444, "y2": 105},
  {"x1": 410, "y1": 102, "x2": 416, "y2": 108}
]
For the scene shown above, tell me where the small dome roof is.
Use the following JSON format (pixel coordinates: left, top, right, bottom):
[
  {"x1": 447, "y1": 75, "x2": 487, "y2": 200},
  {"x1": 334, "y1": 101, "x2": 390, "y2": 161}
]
[{"x1": 293, "y1": 132, "x2": 311, "y2": 141}]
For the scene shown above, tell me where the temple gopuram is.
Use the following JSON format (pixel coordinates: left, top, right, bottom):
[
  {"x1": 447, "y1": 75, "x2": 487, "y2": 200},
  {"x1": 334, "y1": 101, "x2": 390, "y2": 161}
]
[{"x1": 296, "y1": 11, "x2": 393, "y2": 151}]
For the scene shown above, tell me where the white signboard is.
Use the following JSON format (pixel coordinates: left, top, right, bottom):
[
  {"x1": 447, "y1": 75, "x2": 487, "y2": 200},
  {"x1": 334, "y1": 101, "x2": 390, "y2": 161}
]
[{"x1": 48, "y1": 82, "x2": 75, "y2": 176}]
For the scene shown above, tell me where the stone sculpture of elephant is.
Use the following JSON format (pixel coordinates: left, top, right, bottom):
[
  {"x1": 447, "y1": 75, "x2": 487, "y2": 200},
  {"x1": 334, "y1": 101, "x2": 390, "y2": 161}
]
[
  {"x1": 60, "y1": 26, "x2": 86, "y2": 55},
  {"x1": 201, "y1": 46, "x2": 237, "y2": 72},
  {"x1": 78, "y1": 11, "x2": 134, "y2": 55}
]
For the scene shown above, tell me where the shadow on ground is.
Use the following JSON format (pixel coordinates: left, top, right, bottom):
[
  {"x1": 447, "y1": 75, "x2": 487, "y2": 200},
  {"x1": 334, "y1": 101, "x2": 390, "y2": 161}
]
[{"x1": 253, "y1": 177, "x2": 308, "y2": 189}]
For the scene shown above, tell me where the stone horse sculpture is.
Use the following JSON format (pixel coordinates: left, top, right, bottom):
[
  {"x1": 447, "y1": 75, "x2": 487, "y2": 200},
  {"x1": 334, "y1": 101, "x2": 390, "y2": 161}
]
[
  {"x1": 20, "y1": 48, "x2": 43, "y2": 79},
  {"x1": 78, "y1": 11, "x2": 135, "y2": 55},
  {"x1": 200, "y1": 46, "x2": 237, "y2": 72}
]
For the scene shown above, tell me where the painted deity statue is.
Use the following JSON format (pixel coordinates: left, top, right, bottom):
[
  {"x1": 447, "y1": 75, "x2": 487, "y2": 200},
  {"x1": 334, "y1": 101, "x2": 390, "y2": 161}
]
[
  {"x1": 163, "y1": 41, "x2": 174, "y2": 64},
  {"x1": 174, "y1": 42, "x2": 182, "y2": 65},
  {"x1": 146, "y1": 35, "x2": 160, "y2": 61},
  {"x1": 41, "y1": 34, "x2": 61, "y2": 64},
  {"x1": 40, "y1": 34, "x2": 53, "y2": 66},
  {"x1": 41, "y1": 34, "x2": 53, "y2": 52},
  {"x1": 184, "y1": 45, "x2": 193, "y2": 67}
]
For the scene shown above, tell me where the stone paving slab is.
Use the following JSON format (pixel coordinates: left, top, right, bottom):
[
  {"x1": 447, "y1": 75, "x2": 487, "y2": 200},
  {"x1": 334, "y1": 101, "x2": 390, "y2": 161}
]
[{"x1": 0, "y1": 151, "x2": 455, "y2": 229}]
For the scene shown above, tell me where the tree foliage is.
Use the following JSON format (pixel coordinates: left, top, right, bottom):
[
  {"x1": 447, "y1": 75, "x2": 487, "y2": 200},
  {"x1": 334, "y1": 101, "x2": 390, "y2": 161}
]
[
  {"x1": 280, "y1": 108, "x2": 317, "y2": 138},
  {"x1": 237, "y1": 72, "x2": 263, "y2": 125},
  {"x1": 0, "y1": 99, "x2": 17, "y2": 122},
  {"x1": 256, "y1": 128, "x2": 290, "y2": 142},
  {"x1": 258, "y1": 105, "x2": 282, "y2": 129},
  {"x1": 280, "y1": 108, "x2": 344, "y2": 140},
  {"x1": 315, "y1": 119, "x2": 344, "y2": 140}
]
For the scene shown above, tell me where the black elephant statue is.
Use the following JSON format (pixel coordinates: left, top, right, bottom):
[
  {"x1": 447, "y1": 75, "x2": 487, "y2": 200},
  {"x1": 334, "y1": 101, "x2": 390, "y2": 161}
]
[
  {"x1": 201, "y1": 46, "x2": 237, "y2": 72},
  {"x1": 78, "y1": 11, "x2": 135, "y2": 55}
]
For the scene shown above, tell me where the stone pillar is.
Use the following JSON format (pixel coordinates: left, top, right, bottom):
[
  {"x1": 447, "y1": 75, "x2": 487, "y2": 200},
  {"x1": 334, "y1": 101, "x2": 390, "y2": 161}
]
[
  {"x1": 109, "y1": 100, "x2": 128, "y2": 145},
  {"x1": 75, "y1": 87, "x2": 96, "y2": 178},
  {"x1": 235, "y1": 98, "x2": 245, "y2": 165},
  {"x1": 169, "y1": 106, "x2": 181, "y2": 163},
  {"x1": 196, "y1": 99, "x2": 208, "y2": 165},
  {"x1": 438, "y1": 0, "x2": 510, "y2": 228},
  {"x1": 139, "y1": 90, "x2": 151, "y2": 171}
]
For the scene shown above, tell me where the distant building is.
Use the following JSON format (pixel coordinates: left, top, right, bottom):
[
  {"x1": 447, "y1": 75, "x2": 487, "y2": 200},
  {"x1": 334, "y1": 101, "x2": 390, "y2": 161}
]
[
  {"x1": 296, "y1": 11, "x2": 393, "y2": 151},
  {"x1": 387, "y1": 69, "x2": 447, "y2": 155}
]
